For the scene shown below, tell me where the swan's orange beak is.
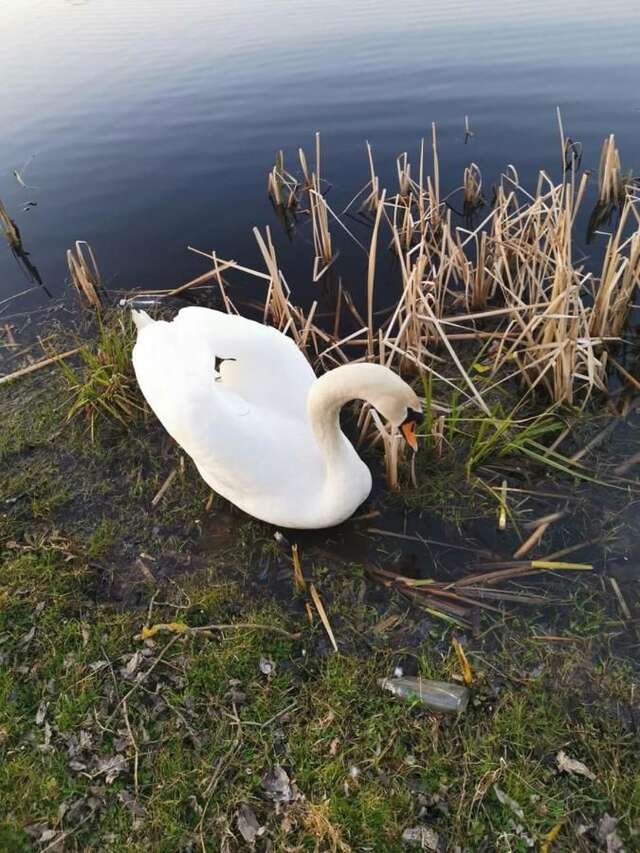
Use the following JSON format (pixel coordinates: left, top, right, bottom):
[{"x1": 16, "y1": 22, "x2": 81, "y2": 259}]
[{"x1": 400, "y1": 420, "x2": 419, "y2": 452}]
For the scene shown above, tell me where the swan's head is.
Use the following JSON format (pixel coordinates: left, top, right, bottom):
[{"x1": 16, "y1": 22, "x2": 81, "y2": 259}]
[
  {"x1": 354, "y1": 364, "x2": 424, "y2": 450},
  {"x1": 311, "y1": 362, "x2": 424, "y2": 451},
  {"x1": 366, "y1": 367, "x2": 424, "y2": 451}
]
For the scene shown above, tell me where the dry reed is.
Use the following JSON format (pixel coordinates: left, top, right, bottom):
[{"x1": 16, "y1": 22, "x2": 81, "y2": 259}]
[
  {"x1": 141, "y1": 125, "x2": 640, "y2": 485},
  {"x1": 0, "y1": 198, "x2": 21, "y2": 251},
  {"x1": 67, "y1": 241, "x2": 103, "y2": 310}
]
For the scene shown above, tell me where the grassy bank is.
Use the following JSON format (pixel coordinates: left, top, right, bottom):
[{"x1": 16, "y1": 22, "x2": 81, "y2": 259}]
[{"x1": 1, "y1": 326, "x2": 639, "y2": 852}]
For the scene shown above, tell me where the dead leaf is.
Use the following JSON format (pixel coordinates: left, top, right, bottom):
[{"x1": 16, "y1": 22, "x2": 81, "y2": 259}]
[
  {"x1": 556, "y1": 750, "x2": 596, "y2": 781},
  {"x1": 35, "y1": 700, "x2": 48, "y2": 726},
  {"x1": 597, "y1": 814, "x2": 625, "y2": 852},
  {"x1": 236, "y1": 803, "x2": 264, "y2": 845},
  {"x1": 121, "y1": 652, "x2": 142, "y2": 679},
  {"x1": 96, "y1": 754, "x2": 127, "y2": 784},
  {"x1": 259, "y1": 657, "x2": 275, "y2": 676},
  {"x1": 401, "y1": 825, "x2": 440, "y2": 850},
  {"x1": 262, "y1": 765, "x2": 293, "y2": 803},
  {"x1": 19, "y1": 625, "x2": 36, "y2": 646},
  {"x1": 494, "y1": 785, "x2": 524, "y2": 820}
]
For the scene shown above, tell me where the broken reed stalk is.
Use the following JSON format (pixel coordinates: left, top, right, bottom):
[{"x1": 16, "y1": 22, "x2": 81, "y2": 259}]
[
  {"x1": 0, "y1": 198, "x2": 21, "y2": 250},
  {"x1": 309, "y1": 186, "x2": 334, "y2": 280},
  {"x1": 67, "y1": 241, "x2": 103, "y2": 310},
  {"x1": 364, "y1": 141, "x2": 380, "y2": 212},
  {"x1": 463, "y1": 162, "x2": 483, "y2": 211},
  {"x1": 598, "y1": 134, "x2": 624, "y2": 208},
  {"x1": 0, "y1": 347, "x2": 81, "y2": 386},
  {"x1": 267, "y1": 150, "x2": 285, "y2": 207},
  {"x1": 267, "y1": 150, "x2": 298, "y2": 209}
]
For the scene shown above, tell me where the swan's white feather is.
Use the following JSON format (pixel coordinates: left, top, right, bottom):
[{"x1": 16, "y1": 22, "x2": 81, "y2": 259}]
[{"x1": 132, "y1": 307, "x2": 340, "y2": 526}]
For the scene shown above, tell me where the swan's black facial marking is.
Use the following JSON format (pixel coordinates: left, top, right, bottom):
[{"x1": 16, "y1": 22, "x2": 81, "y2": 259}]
[
  {"x1": 214, "y1": 356, "x2": 237, "y2": 381},
  {"x1": 401, "y1": 408, "x2": 424, "y2": 427}
]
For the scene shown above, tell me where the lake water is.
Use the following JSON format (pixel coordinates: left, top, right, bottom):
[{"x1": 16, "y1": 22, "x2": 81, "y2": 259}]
[{"x1": 1, "y1": 0, "x2": 640, "y2": 321}]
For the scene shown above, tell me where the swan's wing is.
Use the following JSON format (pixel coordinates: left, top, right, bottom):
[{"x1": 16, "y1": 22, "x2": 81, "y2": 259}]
[
  {"x1": 132, "y1": 308, "x2": 322, "y2": 501},
  {"x1": 171, "y1": 307, "x2": 316, "y2": 420}
]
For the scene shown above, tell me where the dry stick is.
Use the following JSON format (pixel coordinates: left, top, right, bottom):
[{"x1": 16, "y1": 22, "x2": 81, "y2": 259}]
[
  {"x1": 569, "y1": 420, "x2": 618, "y2": 464},
  {"x1": 513, "y1": 522, "x2": 551, "y2": 559},
  {"x1": 615, "y1": 451, "x2": 640, "y2": 476},
  {"x1": 609, "y1": 577, "x2": 632, "y2": 621},
  {"x1": 40, "y1": 814, "x2": 93, "y2": 853},
  {"x1": 136, "y1": 557, "x2": 157, "y2": 585},
  {"x1": 121, "y1": 699, "x2": 140, "y2": 797},
  {"x1": 309, "y1": 583, "x2": 338, "y2": 652},
  {"x1": 141, "y1": 621, "x2": 301, "y2": 640},
  {"x1": 291, "y1": 544, "x2": 306, "y2": 591},
  {"x1": 187, "y1": 246, "x2": 271, "y2": 281},
  {"x1": 609, "y1": 355, "x2": 640, "y2": 392},
  {"x1": 0, "y1": 347, "x2": 81, "y2": 385},
  {"x1": 197, "y1": 727, "x2": 241, "y2": 853},
  {"x1": 167, "y1": 259, "x2": 236, "y2": 296},
  {"x1": 151, "y1": 468, "x2": 177, "y2": 508},
  {"x1": 522, "y1": 510, "x2": 566, "y2": 531}
]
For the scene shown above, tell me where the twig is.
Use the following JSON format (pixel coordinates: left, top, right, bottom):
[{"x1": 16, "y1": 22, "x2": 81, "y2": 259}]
[
  {"x1": 609, "y1": 577, "x2": 632, "y2": 620},
  {"x1": 137, "y1": 621, "x2": 301, "y2": 641},
  {"x1": 0, "y1": 347, "x2": 81, "y2": 385},
  {"x1": 513, "y1": 521, "x2": 551, "y2": 559},
  {"x1": 151, "y1": 468, "x2": 177, "y2": 507},
  {"x1": 309, "y1": 583, "x2": 338, "y2": 652},
  {"x1": 121, "y1": 699, "x2": 140, "y2": 797}
]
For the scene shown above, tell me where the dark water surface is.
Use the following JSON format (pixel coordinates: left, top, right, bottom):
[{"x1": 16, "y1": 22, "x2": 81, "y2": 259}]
[{"x1": 2, "y1": 0, "x2": 640, "y2": 317}]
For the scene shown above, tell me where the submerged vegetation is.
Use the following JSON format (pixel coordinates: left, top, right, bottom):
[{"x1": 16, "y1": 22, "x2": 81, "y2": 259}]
[{"x1": 1, "y1": 116, "x2": 639, "y2": 850}]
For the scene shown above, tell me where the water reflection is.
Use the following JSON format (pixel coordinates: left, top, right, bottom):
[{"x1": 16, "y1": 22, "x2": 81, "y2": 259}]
[{"x1": 0, "y1": 0, "x2": 639, "y2": 307}]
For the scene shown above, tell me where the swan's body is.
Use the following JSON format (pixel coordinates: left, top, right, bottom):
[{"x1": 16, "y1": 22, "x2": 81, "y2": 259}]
[{"x1": 132, "y1": 307, "x2": 421, "y2": 529}]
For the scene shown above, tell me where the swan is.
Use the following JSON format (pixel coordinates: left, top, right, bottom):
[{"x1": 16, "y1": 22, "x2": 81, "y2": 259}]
[{"x1": 131, "y1": 306, "x2": 423, "y2": 529}]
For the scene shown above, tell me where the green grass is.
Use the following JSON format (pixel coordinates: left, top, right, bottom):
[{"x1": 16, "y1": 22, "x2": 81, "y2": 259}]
[
  {"x1": 57, "y1": 314, "x2": 143, "y2": 441},
  {"x1": 0, "y1": 537, "x2": 637, "y2": 851},
  {"x1": 1, "y1": 321, "x2": 639, "y2": 851}
]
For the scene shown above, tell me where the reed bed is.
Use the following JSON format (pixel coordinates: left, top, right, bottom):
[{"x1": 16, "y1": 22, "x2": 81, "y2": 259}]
[{"x1": 83, "y1": 126, "x2": 638, "y2": 487}]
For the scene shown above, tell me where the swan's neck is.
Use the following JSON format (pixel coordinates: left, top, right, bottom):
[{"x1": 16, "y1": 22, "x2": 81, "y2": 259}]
[{"x1": 306, "y1": 364, "x2": 384, "y2": 476}]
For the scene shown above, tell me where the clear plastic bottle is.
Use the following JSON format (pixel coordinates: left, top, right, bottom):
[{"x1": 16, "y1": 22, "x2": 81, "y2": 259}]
[{"x1": 379, "y1": 676, "x2": 470, "y2": 714}]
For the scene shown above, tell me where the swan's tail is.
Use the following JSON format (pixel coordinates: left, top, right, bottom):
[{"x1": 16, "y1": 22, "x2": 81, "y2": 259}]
[{"x1": 131, "y1": 309, "x2": 154, "y2": 332}]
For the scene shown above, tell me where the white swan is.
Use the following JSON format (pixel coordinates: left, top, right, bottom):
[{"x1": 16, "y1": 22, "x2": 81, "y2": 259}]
[{"x1": 132, "y1": 306, "x2": 423, "y2": 529}]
